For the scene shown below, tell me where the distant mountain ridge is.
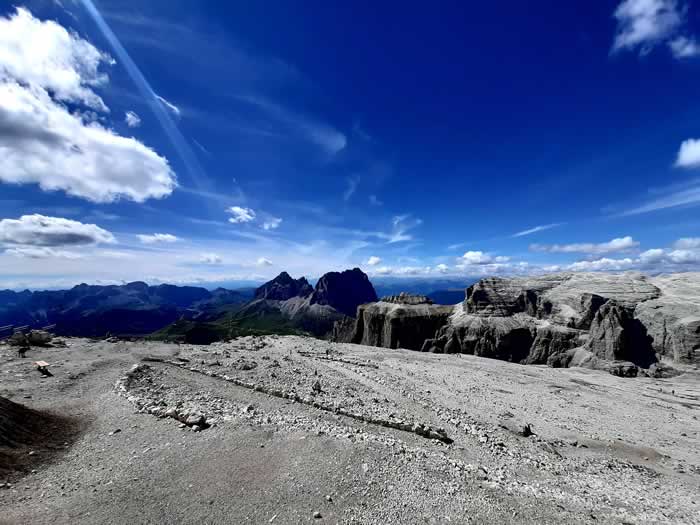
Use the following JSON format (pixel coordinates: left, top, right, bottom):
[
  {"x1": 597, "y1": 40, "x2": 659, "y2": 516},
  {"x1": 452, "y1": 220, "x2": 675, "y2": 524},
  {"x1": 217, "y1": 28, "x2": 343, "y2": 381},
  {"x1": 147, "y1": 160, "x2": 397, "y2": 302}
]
[{"x1": 0, "y1": 282, "x2": 250, "y2": 337}]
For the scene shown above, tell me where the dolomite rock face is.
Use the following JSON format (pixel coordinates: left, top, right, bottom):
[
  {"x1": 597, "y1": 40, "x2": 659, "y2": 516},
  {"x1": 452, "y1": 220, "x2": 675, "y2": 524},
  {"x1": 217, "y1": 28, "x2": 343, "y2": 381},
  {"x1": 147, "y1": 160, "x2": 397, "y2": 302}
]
[
  {"x1": 350, "y1": 302, "x2": 453, "y2": 351},
  {"x1": 635, "y1": 273, "x2": 700, "y2": 365},
  {"x1": 338, "y1": 272, "x2": 700, "y2": 371}
]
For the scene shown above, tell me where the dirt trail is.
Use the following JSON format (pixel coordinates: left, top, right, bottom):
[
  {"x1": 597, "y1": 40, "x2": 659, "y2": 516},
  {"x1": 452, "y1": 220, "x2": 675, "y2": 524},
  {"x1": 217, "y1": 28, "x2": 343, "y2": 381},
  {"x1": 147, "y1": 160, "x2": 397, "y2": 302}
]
[{"x1": 0, "y1": 336, "x2": 698, "y2": 524}]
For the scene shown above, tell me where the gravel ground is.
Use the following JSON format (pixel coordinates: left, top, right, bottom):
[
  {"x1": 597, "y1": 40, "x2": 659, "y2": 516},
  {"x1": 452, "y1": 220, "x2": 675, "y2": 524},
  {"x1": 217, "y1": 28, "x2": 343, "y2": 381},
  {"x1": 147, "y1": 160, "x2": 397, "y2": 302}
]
[{"x1": 0, "y1": 335, "x2": 698, "y2": 524}]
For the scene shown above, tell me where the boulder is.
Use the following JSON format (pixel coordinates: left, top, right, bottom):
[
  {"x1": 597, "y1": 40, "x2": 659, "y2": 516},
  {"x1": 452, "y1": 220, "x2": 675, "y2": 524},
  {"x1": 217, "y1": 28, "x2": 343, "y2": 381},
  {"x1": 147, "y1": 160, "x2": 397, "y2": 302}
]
[
  {"x1": 27, "y1": 330, "x2": 52, "y2": 346},
  {"x1": 7, "y1": 332, "x2": 29, "y2": 347}
]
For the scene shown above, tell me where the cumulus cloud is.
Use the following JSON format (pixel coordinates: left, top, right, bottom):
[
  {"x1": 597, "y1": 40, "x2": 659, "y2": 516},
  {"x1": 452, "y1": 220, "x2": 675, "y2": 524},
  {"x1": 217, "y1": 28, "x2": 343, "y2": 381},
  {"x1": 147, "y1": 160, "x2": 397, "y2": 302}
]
[
  {"x1": 611, "y1": 0, "x2": 699, "y2": 59},
  {"x1": 567, "y1": 257, "x2": 637, "y2": 272},
  {"x1": 459, "y1": 251, "x2": 510, "y2": 264},
  {"x1": 675, "y1": 138, "x2": 700, "y2": 168},
  {"x1": 124, "y1": 111, "x2": 141, "y2": 128},
  {"x1": 0, "y1": 214, "x2": 115, "y2": 247},
  {"x1": 137, "y1": 233, "x2": 179, "y2": 244},
  {"x1": 435, "y1": 263, "x2": 449, "y2": 273},
  {"x1": 673, "y1": 237, "x2": 700, "y2": 249},
  {"x1": 199, "y1": 253, "x2": 222, "y2": 264},
  {"x1": 262, "y1": 217, "x2": 282, "y2": 230},
  {"x1": 669, "y1": 35, "x2": 700, "y2": 57},
  {"x1": 0, "y1": 8, "x2": 111, "y2": 111},
  {"x1": 366, "y1": 256, "x2": 382, "y2": 266},
  {"x1": 155, "y1": 94, "x2": 181, "y2": 117},
  {"x1": 529, "y1": 236, "x2": 639, "y2": 254},
  {"x1": 228, "y1": 206, "x2": 256, "y2": 224},
  {"x1": 0, "y1": 8, "x2": 177, "y2": 203},
  {"x1": 257, "y1": 257, "x2": 273, "y2": 267}
]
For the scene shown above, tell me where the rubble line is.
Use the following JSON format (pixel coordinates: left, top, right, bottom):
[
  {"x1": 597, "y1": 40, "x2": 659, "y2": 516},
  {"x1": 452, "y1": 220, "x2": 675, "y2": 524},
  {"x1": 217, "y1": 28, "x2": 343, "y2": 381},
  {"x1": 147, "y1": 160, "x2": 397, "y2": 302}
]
[
  {"x1": 295, "y1": 351, "x2": 381, "y2": 369},
  {"x1": 133, "y1": 359, "x2": 454, "y2": 445}
]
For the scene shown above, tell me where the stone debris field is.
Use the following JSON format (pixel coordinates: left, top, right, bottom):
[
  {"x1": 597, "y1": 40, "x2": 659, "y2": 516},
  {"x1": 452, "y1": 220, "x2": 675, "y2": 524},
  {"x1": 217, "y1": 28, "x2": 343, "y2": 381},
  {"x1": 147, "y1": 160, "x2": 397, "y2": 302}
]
[{"x1": 0, "y1": 335, "x2": 698, "y2": 524}]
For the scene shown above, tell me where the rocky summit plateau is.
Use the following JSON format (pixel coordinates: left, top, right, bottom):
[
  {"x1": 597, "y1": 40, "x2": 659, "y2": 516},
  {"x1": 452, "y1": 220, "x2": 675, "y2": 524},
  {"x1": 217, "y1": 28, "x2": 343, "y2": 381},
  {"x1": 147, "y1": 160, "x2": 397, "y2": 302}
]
[
  {"x1": 336, "y1": 272, "x2": 700, "y2": 377},
  {"x1": 0, "y1": 272, "x2": 698, "y2": 524}
]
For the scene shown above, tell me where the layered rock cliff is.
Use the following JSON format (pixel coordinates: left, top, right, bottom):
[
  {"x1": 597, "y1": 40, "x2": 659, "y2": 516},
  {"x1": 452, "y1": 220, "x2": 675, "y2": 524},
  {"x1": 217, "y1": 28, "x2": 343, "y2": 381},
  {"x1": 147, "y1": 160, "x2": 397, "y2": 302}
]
[
  {"x1": 334, "y1": 272, "x2": 700, "y2": 373},
  {"x1": 243, "y1": 268, "x2": 378, "y2": 337}
]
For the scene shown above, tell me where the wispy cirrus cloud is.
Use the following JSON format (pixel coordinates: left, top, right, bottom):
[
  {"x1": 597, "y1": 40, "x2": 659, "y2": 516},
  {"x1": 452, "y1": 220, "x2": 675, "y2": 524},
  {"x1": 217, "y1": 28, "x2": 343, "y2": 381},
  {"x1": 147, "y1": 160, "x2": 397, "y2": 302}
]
[
  {"x1": 512, "y1": 223, "x2": 563, "y2": 237},
  {"x1": 616, "y1": 178, "x2": 700, "y2": 216},
  {"x1": 155, "y1": 94, "x2": 181, "y2": 118},
  {"x1": 235, "y1": 95, "x2": 346, "y2": 155}
]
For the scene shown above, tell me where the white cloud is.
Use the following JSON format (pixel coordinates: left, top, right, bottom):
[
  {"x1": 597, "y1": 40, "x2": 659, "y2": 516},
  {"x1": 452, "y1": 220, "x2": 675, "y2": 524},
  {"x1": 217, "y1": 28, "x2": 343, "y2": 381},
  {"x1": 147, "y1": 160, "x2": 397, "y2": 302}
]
[
  {"x1": 459, "y1": 251, "x2": 510, "y2": 264},
  {"x1": 669, "y1": 35, "x2": 700, "y2": 57},
  {"x1": 137, "y1": 233, "x2": 179, "y2": 244},
  {"x1": 366, "y1": 256, "x2": 382, "y2": 266},
  {"x1": 435, "y1": 263, "x2": 449, "y2": 273},
  {"x1": 124, "y1": 110, "x2": 141, "y2": 128},
  {"x1": 257, "y1": 257, "x2": 273, "y2": 267},
  {"x1": 385, "y1": 215, "x2": 422, "y2": 244},
  {"x1": 639, "y1": 248, "x2": 666, "y2": 263},
  {"x1": 530, "y1": 236, "x2": 639, "y2": 254},
  {"x1": 612, "y1": 0, "x2": 683, "y2": 54},
  {"x1": 0, "y1": 214, "x2": 115, "y2": 247},
  {"x1": 675, "y1": 138, "x2": 700, "y2": 168},
  {"x1": 4, "y1": 246, "x2": 84, "y2": 259},
  {"x1": 0, "y1": 8, "x2": 111, "y2": 111},
  {"x1": 155, "y1": 94, "x2": 181, "y2": 117},
  {"x1": 611, "y1": 0, "x2": 700, "y2": 59},
  {"x1": 343, "y1": 177, "x2": 359, "y2": 201},
  {"x1": 667, "y1": 248, "x2": 700, "y2": 263},
  {"x1": 673, "y1": 237, "x2": 700, "y2": 249},
  {"x1": 199, "y1": 253, "x2": 222, "y2": 264},
  {"x1": 567, "y1": 257, "x2": 637, "y2": 272},
  {"x1": 369, "y1": 194, "x2": 383, "y2": 206},
  {"x1": 228, "y1": 206, "x2": 256, "y2": 224},
  {"x1": 0, "y1": 8, "x2": 177, "y2": 203},
  {"x1": 262, "y1": 217, "x2": 282, "y2": 230},
  {"x1": 512, "y1": 223, "x2": 562, "y2": 237}
]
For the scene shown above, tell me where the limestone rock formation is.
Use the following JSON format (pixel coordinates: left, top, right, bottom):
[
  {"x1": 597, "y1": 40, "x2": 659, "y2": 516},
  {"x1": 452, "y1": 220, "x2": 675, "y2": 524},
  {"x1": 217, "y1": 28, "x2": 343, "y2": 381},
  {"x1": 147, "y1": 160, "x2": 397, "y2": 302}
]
[
  {"x1": 254, "y1": 272, "x2": 313, "y2": 301},
  {"x1": 310, "y1": 268, "x2": 378, "y2": 317},
  {"x1": 349, "y1": 301, "x2": 453, "y2": 351},
  {"x1": 342, "y1": 272, "x2": 700, "y2": 372},
  {"x1": 242, "y1": 268, "x2": 378, "y2": 338},
  {"x1": 634, "y1": 273, "x2": 700, "y2": 365},
  {"x1": 380, "y1": 293, "x2": 433, "y2": 305}
]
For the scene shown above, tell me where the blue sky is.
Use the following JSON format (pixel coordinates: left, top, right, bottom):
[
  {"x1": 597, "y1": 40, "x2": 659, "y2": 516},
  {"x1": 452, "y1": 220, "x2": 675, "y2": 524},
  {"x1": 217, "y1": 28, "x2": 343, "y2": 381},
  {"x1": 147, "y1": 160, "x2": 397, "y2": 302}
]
[{"x1": 1, "y1": 0, "x2": 700, "y2": 289}]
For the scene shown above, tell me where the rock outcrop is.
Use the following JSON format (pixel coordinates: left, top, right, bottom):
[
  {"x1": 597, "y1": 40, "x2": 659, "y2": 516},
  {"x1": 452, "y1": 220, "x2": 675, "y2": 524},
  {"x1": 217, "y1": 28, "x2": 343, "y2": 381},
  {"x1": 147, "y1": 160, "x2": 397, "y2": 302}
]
[
  {"x1": 254, "y1": 272, "x2": 313, "y2": 301},
  {"x1": 309, "y1": 268, "x2": 378, "y2": 317},
  {"x1": 634, "y1": 273, "x2": 700, "y2": 365},
  {"x1": 339, "y1": 272, "x2": 699, "y2": 373},
  {"x1": 380, "y1": 293, "x2": 433, "y2": 305},
  {"x1": 347, "y1": 301, "x2": 453, "y2": 351},
  {"x1": 240, "y1": 268, "x2": 378, "y2": 338}
]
